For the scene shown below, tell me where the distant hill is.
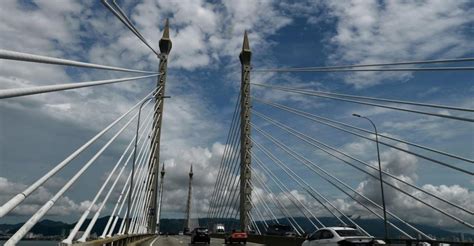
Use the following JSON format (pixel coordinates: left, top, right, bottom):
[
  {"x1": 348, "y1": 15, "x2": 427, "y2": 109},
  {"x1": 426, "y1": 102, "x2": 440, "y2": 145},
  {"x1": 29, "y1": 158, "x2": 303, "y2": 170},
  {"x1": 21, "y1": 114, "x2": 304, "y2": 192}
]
[
  {"x1": 1, "y1": 216, "x2": 472, "y2": 241},
  {"x1": 0, "y1": 216, "x2": 123, "y2": 237}
]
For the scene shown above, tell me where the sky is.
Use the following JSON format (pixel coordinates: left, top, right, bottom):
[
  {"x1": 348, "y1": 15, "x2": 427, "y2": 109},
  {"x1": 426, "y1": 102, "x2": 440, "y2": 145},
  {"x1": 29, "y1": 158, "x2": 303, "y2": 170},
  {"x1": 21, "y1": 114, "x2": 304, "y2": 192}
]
[{"x1": 0, "y1": 0, "x2": 473, "y2": 235}]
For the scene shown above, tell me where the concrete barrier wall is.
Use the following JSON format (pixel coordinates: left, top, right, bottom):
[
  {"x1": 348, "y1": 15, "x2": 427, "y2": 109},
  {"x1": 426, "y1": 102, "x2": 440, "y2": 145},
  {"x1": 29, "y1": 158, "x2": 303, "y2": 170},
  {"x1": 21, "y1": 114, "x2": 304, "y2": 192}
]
[
  {"x1": 211, "y1": 234, "x2": 305, "y2": 246},
  {"x1": 248, "y1": 235, "x2": 305, "y2": 246},
  {"x1": 72, "y1": 234, "x2": 155, "y2": 246}
]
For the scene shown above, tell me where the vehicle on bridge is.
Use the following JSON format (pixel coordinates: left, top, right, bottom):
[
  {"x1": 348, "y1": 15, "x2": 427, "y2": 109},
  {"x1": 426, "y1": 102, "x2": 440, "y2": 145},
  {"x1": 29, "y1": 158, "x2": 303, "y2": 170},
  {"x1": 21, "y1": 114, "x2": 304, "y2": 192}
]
[
  {"x1": 224, "y1": 229, "x2": 248, "y2": 244},
  {"x1": 213, "y1": 223, "x2": 225, "y2": 234},
  {"x1": 265, "y1": 223, "x2": 296, "y2": 237},
  {"x1": 301, "y1": 227, "x2": 385, "y2": 246},
  {"x1": 191, "y1": 227, "x2": 211, "y2": 244}
]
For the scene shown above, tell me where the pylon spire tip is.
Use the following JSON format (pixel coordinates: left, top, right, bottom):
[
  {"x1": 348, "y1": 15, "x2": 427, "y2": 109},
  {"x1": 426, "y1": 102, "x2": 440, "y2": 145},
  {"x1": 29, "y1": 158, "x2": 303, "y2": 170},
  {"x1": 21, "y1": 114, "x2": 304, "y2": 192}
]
[
  {"x1": 159, "y1": 18, "x2": 172, "y2": 54},
  {"x1": 162, "y1": 18, "x2": 170, "y2": 39},
  {"x1": 242, "y1": 30, "x2": 250, "y2": 51}
]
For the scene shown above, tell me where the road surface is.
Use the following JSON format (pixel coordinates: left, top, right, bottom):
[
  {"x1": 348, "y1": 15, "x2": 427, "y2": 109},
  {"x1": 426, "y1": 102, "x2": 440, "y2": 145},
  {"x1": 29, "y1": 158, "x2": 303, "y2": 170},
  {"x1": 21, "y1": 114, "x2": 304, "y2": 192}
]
[{"x1": 148, "y1": 235, "x2": 264, "y2": 246}]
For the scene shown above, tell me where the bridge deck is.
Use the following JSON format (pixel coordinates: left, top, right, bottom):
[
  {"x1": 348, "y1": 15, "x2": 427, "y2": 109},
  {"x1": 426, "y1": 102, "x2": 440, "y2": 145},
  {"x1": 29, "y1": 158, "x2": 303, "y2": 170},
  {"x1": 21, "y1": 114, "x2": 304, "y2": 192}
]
[{"x1": 148, "y1": 235, "x2": 264, "y2": 246}]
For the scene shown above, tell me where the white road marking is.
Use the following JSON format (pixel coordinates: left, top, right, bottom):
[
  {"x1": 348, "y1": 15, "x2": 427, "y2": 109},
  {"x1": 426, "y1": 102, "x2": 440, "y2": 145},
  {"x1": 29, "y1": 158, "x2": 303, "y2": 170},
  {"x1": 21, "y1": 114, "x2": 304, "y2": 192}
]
[{"x1": 150, "y1": 236, "x2": 159, "y2": 245}]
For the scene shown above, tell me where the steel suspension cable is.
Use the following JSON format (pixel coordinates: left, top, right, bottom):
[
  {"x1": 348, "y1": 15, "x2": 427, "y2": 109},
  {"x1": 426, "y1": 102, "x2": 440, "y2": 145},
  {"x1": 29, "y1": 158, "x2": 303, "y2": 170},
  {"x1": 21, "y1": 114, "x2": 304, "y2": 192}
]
[
  {"x1": 137, "y1": 180, "x2": 154, "y2": 233},
  {"x1": 212, "y1": 94, "x2": 243, "y2": 220},
  {"x1": 110, "y1": 0, "x2": 149, "y2": 44},
  {"x1": 129, "y1": 173, "x2": 152, "y2": 234},
  {"x1": 119, "y1": 146, "x2": 154, "y2": 235},
  {"x1": 102, "y1": 169, "x2": 132, "y2": 237},
  {"x1": 99, "y1": 108, "x2": 156, "y2": 238},
  {"x1": 83, "y1": 124, "x2": 150, "y2": 239},
  {"x1": 101, "y1": 0, "x2": 160, "y2": 56},
  {"x1": 253, "y1": 98, "x2": 474, "y2": 164},
  {"x1": 251, "y1": 167, "x2": 304, "y2": 235},
  {"x1": 210, "y1": 144, "x2": 240, "y2": 220},
  {"x1": 117, "y1": 146, "x2": 153, "y2": 236},
  {"x1": 247, "y1": 183, "x2": 273, "y2": 228},
  {"x1": 0, "y1": 74, "x2": 159, "y2": 99},
  {"x1": 253, "y1": 67, "x2": 474, "y2": 73},
  {"x1": 213, "y1": 141, "x2": 241, "y2": 220},
  {"x1": 137, "y1": 175, "x2": 155, "y2": 234},
  {"x1": 256, "y1": 122, "x2": 470, "y2": 231},
  {"x1": 252, "y1": 153, "x2": 319, "y2": 230},
  {"x1": 253, "y1": 111, "x2": 473, "y2": 216},
  {"x1": 251, "y1": 83, "x2": 474, "y2": 122},
  {"x1": 252, "y1": 149, "x2": 330, "y2": 230},
  {"x1": 0, "y1": 88, "x2": 160, "y2": 218},
  {"x1": 222, "y1": 181, "x2": 240, "y2": 221},
  {"x1": 248, "y1": 212, "x2": 262, "y2": 235},
  {"x1": 253, "y1": 125, "x2": 397, "y2": 236},
  {"x1": 0, "y1": 49, "x2": 157, "y2": 74},
  {"x1": 290, "y1": 90, "x2": 472, "y2": 112},
  {"x1": 249, "y1": 182, "x2": 280, "y2": 224},
  {"x1": 134, "y1": 184, "x2": 153, "y2": 233},
  {"x1": 108, "y1": 181, "x2": 132, "y2": 237},
  {"x1": 252, "y1": 116, "x2": 450, "y2": 238},
  {"x1": 63, "y1": 105, "x2": 153, "y2": 244},
  {"x1": 5, "y1": 104, "x2": 145, "y2": 245},
  {"x1": 253, "y1": 138, "x2": 331, "y2": 228},
  {"x1": 132, "y1": 164, "x2": 155, "y2": 232},
  {"x1": 209, "y1": 111, "x2": 241, "y2": 219},
  {"x1": 253, "y1": 57, "x2": 474, "y2": 71},
  {"x1": 252, "y1": 104, "x2": 473, "y2": 175},
  {"x1": 252, "y1": 125, "x2": 417, "y2": 239},
  {"x1": 212, "y1": 135, "x2": 241, "y2": 219},
  {"x1": 219, "y1": 164, "x2": 242, "y2": 220},
  {"x1": 101, "y1": 134, "x2": 150, "y2": 239},
  {"x1": 252, "y1": 133, "x2": 369, "y2": 232},
  {"x1": 74, "y1": 107, "x2": 156, "y2": 243},
  {"x1": 208, "y1": 93, "x2": 241, "y2": 220},
  {"x1": 88, "y1": 113, "x2": 154, "y2": 239}
]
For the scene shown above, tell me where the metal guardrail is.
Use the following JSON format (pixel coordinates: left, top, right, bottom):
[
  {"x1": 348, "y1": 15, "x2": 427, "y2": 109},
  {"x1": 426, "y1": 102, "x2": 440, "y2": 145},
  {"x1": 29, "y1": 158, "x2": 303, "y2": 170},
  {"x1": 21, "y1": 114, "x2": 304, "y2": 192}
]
[
  {"x1": 384, "y1": 238, "x2": 474, "y2": 246},
  {"x1": 62, "y1": 234, "x2": 155, "y2": 246}
]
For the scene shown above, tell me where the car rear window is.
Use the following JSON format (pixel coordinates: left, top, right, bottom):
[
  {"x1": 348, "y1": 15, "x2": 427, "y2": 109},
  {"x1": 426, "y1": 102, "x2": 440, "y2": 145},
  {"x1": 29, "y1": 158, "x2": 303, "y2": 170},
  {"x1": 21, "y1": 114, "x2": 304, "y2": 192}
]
[
  {"x1": 197, "y1": 228, "x2": 208, "y2": 232},
  {"x1": 335, "y1": 230, "x2": 364, "y2": 237}
]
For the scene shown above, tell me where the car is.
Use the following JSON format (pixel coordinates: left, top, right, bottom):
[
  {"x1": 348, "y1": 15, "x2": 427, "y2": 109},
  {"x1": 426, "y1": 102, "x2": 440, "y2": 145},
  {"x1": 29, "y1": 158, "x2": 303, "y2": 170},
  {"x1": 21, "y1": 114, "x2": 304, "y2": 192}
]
[
  {"x1": 224, "y1": 230, "x2": 248, "y2": 244},
  {"x1": 214, "y1": 223, "x2": 225, "y2": 234},
  {"x1": 265, "y1": 224, "x2": 296, "y2": 237},
  {"x1": 191, "y1": 227, "x2": 211, "y2": 244},
  {"x1": 301, "y1": 227, "x2": 385, "y2": 246}
]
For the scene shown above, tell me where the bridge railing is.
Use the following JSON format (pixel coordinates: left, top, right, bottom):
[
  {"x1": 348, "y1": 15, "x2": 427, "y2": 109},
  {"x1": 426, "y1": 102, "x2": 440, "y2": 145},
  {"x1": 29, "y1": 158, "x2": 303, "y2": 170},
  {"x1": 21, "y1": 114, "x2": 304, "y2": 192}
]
[{"x1": 59, "y1": 234, "x2": 155, "y2": 246}]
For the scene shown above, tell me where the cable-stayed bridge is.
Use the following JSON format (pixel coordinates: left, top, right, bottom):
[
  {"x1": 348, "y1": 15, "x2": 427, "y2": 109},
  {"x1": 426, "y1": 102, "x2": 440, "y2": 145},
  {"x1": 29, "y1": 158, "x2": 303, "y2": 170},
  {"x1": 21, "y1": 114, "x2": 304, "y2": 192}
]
[{"x1": 0, "y1": 2, "x2": 473, "y2": 246}]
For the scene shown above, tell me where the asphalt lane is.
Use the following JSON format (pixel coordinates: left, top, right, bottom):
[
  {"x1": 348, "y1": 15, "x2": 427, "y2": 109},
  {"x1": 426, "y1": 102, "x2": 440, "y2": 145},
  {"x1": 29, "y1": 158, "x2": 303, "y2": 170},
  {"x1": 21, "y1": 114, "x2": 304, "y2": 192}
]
[{"x1": 150, "y1": 235, "x2": 264, "y2": 246}]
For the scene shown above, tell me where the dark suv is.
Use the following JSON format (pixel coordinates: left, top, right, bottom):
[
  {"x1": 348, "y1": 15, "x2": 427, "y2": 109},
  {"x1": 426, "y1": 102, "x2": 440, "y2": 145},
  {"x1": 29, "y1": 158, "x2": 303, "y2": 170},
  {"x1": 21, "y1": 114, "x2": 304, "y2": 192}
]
[
  {"x1": 191, "y1": 227, "x2": 211, "y2": 244},
  {"x1": 265, "y1": 224, "x2": 296, "y2": 237}
]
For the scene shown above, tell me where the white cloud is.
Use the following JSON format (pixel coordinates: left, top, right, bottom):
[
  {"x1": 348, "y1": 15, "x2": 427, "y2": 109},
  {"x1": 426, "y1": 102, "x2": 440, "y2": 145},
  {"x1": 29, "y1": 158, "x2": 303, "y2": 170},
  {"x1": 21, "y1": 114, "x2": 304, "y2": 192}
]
[
  {"x1": 0, "y1": 177, "x2": 94, "y2": 217},
  {"x1": 340, "y1": 139, "x2": 474, "y2": 230},
  {"x1": 324, "y1": 0, "x2": 474, "y2": 88}
]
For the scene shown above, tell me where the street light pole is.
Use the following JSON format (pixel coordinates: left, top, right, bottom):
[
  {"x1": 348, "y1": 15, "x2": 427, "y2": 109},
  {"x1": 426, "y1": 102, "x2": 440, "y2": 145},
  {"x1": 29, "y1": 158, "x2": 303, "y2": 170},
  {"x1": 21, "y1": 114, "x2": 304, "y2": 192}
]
[
  {"x1": 352, "y1": 113, "x2": 388, "y2": 241},
  {"x1": 125, "y1": 96, "x2": 155, "y2": 234}
]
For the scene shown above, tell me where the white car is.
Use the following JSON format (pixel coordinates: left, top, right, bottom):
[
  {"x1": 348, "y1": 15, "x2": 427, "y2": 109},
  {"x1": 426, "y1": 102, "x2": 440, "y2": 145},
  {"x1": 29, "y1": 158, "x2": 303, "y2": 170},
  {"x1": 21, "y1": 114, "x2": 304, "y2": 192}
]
[{"x1": 301, "y1": 227, "x2": 385, "y2": 246}]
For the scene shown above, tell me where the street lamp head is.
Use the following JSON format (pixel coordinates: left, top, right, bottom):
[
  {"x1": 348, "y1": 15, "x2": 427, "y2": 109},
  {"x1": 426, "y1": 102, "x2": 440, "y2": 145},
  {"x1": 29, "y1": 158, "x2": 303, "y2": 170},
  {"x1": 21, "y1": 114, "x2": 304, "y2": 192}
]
[{"x1": 352, "y1": 113, "x2": 361, "y2": 117}]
